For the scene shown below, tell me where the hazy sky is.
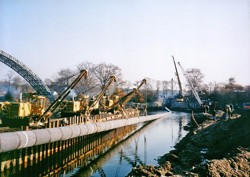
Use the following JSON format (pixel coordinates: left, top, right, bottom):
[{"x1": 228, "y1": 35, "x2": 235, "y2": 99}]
[{"x1": 1, "y1": 0, "x2": 250, "y2": 86}]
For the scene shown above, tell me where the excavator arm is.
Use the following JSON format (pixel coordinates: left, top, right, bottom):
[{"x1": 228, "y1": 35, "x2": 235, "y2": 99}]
[
  {"x1": 105, "y1": 79, "x2": 146, "y2": 113},
  {"x1": 85, "y1": 76, "x2": 116, "y2": 116},
  {"x1": 31, "y1": 70, "x2": 88, "y2": 126},
  {"x1": 121, "y1": 79, "x2": 146, "y2": 107}
]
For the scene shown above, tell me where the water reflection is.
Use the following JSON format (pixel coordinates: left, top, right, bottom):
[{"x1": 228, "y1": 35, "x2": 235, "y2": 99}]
[
  {"x1": 73, "y1": 112, "x2": 189, "y2": 177},
  {"x1": 71, "y1": 119, "x2": 162, "y2": 177},
  {"x1": 0, "y1": 112, "x2": 189, "y2": 177},
  {"x1": 0, "y1": 126, "x2": 137, "y2": 177}
]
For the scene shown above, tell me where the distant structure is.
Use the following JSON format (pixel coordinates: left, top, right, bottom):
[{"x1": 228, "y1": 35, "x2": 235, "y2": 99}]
[{"x1": 0, "y1": 49, "x2": 51, "y2": 95}]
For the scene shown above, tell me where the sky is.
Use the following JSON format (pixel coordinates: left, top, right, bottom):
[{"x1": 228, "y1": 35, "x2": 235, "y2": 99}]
[{"x1": 0, "y1": 0, "x2": 250, "y2": 86}]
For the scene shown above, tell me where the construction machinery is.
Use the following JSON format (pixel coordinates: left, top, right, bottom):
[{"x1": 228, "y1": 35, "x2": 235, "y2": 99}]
[
  {"x1": 0, "y1": 95, "x2": 46, "y2": 118},
  {"x1": 103, "y1": 79, "x2": 147, "y2": 117},
  {"x1": 172, "y1": 56, "x2": 184, "y2": 102},
  {"x1": 0, "y1": 70, "x2": 88, "y2": 128},
  {"x1": 30, "y1": 69, "x2": 88, "y2": 127},
  {"x1": 61, "y1": 75, "x2": 116, "y2": 117},
  {"x1": 177, "y1": 62, "x2": 202, "y2": 106},
  {"x1": 85, "y1": 76, "x2": 116, "y2": 116},
  {"x1": 60, "y1": 94, "x2": 89, "y2": 117},
  {"x1": 0, "y1": 94, "x2": 48, "y2": 127}
]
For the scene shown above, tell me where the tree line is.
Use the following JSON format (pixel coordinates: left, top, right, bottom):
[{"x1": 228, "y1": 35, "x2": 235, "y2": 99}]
[{"x1": 0, "y1": 61, "x2": 250, "y2": 109}]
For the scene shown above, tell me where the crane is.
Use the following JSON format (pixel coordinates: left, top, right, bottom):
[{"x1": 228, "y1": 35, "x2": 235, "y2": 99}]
[
  {"x1": 177, "y1": 62, "x2": 202, "y2": 106},
  {"x1": 119, "y1": 79, "x2": 146, "y2": 108},
  {"x1": 30, "y1": 69, "x2": 88, "y2": 127},
  {"x1": 103, "y1": 79, "x2": 146, "y2": 116},
  {"x1": 85, "y1": 76, "x2": 116, "y2": 116},
  {"x1": 172, "y1": 56, "x2": 183, "y2": 101}
]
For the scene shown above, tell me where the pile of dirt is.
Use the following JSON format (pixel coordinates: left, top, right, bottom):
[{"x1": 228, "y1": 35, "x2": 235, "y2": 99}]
[
  {"x1": 127, "y1": 110, "x2": 250, "y2": 176},
  {"x1": 208, "y1": 147, "x2": 249, "y2": 177}
]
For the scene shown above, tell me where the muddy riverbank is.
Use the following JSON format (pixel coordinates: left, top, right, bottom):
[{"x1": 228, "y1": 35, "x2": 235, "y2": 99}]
[{"x1": 127, "y1": 110, "x2": 250, "y2": 176}]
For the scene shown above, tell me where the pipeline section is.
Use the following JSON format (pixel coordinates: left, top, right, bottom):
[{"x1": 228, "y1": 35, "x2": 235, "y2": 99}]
[{"x1": 0, "y1": 113, "x2": 169, "y2": 153}]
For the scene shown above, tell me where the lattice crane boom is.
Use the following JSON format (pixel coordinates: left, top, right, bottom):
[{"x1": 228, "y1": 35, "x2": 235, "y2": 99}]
[
  {"x1": 177, "y1": 62, "x2": 202, "y2": 106},
  {"x1": 172, "y1": 56, "x2": 183, "y2": 95}
]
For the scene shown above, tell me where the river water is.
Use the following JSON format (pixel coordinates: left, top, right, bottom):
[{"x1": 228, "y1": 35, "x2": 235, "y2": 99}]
[
  {"x1": 68, "y1": 112, "x2": 190, "y2": 177},
  {"x1": 0, "y1": 112, "x2": 189, "y2": 177}
]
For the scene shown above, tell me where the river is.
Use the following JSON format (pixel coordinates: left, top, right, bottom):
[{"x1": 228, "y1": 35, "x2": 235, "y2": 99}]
[
  {"x1": 67, "y1": 112, "x2": 190, "y2": 177},
  {"x1": 0, "y1": 112, "x2": 190, "y2": 177}
]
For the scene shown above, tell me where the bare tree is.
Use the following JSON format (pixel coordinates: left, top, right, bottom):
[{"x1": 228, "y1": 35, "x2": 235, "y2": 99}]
[
  {"x1": 162, "y1": 80, "x2": 170, "y2": 96},
  {"x1": 44, "y1": 78, "x2": 53, "y2": 86},
  {"x1": 225, "y1": 77, "x2": 244, "y2": 92},
  {"x1": 58, "y1": 68, "x2": 75, "y2": 86},
  {"x1": 0, "y1": 71, "x2": 34, "y2": 99},
  {"x1": 120, "y1": 80, "x2": 132, "y2": 94},
  {"x1": 75, "y1": 61, "x2": 98, "y2": 95},
  {"x1": 186, "y1": 68, "x2": 204, "y2": 90},
  {"x1": 12, "y1": 76, "x2": 22, "y2": 91},
  {"x1": 20, "y1": 81, "x2": 34, "y2": 94},
  {"x1": 162, "y1": 78, "x2": 177, "y2": 97},
  {"x1": 51, "y1": 68, "x2": 75, "y2": 94},
  {"x1": 5, "y1": 71, "x2": 15, "y2": 88},
  {"x1": 155, "y1": 80, "x2": 161, "y2": 99},
  {"x1": 92, "y1": 63, "x2": 123, "y2": 94},
  {"x1": 139, "y1": 77, "x2": 158, "y2": 103}
]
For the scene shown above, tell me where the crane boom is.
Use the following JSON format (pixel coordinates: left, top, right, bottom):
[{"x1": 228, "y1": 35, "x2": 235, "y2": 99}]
[
  {"x1": 86, "y1": 76, "x2": 116, "y2": 115},
  {"x1": 121, "y1": 79, "x2": 146, "y2": 107},
  {"x1": 177, "y1": 62, "x2": 202, "y2": 106},
  {"x1": 172, "y1": 56, "x2": 183, "y2": 95},
  {"x1": 35, "y1": 69, "x2": 88, "y2": 124},
  {"x1": 105, "y1": 79, "x2": 146, "y2": 112}
]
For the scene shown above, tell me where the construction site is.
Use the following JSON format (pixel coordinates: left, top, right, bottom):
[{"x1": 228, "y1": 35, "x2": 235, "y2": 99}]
[
  {"x1": 0, "y1": 49, "x2": 172, "y2": 176},
  {"x1": 0, "y1": 49, "x2": 249, "y2": 176},
  {"x1": 1, "y1": 1, "x2": 250, "y2": 176}
]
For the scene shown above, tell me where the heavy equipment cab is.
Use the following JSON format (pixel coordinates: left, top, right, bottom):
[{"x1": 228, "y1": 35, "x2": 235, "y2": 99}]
[
  {"x1": 30, "y1": 69, "x2": 88, "y2": 127},
  {"x1": 85, "y1": 76, "x2": 116, "y2": 116},
  {"x1": 0, "y1": 70, "x2": 87, "y2": 128},
  {"x1": 29, "y1": 95, "x2": 47, "y2": 116},
  {"x1": 0, "y1": 94, "x2": 46, "y2": 119},
  {"x1": 61, "y1": 76, "x2": 116, "y2": 117}
]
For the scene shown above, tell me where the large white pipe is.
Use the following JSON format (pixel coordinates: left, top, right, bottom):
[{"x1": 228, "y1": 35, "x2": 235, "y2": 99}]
[{"x1": 0, "y1": 113, "x2": 169, "y2": 153}]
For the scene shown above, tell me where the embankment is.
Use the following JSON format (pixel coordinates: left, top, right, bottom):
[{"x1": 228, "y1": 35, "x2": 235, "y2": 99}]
[{"x1": 127, "y1": 110, "x2": 250, "y2": 176}]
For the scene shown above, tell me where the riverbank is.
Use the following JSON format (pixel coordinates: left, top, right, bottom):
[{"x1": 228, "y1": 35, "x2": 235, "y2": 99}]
[{"x1": 127, "y1": 110, "x2": 250, "y2": 176}]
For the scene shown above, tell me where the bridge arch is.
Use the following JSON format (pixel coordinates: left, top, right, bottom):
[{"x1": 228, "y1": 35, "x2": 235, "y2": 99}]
[{"x1": 0, "y1": 49, "x2": 51, "y2": 95}]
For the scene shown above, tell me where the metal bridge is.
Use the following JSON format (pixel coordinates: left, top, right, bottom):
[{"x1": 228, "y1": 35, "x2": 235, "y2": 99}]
[{"x1": 0, "y1": 49, "x2": 51, "y2": 95}]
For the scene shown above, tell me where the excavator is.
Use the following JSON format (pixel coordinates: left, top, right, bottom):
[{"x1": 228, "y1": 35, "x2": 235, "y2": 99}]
[
  {"x1": 60, "y1": 75, "x2": 116, "y2": 117},
  {"x1": 30, "y1": 69, "x2": 88, "y2": 127},
  {"x1": 83, "y1": 75, "x2": 116, "y2": 116},
  {"x1": 0, "y1": 94, "x2": 48, "y2": 127},
  {"x1": 0, "y1": 70, "x2": 88, "y2": 128},
  {"x1": 0, "y1": 94, "x2": 47, "y2": 118},
  {"x1": 102, "y1": 79, "x2": 147, "y2": 117}
]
